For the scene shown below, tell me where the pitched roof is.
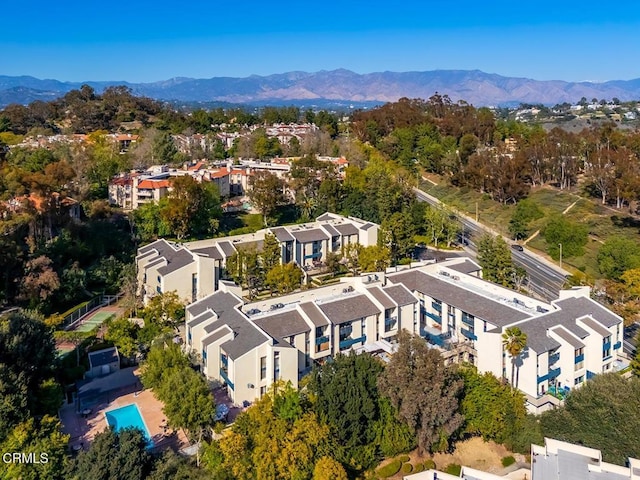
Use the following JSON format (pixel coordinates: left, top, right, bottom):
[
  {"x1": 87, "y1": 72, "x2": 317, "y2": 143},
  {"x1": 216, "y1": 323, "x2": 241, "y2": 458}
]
[
  {"x1": 217, "y1": 241, "x2": 236, "y2": 257},
  {"x1": 192, "y1": 245, "x2": 223, "y2": 260},
  {"x1": 578, "y1": 316, "x2": 611, "y2": 337},
  {"x1": 333, "y1": 223, "x2": 359, "y2": 236},
  {"x1": 383, "y1": 284, "x2": 417, "y2": 306},
  {"x1": 187, "y1": 291, "x2": 269, "y2": 360},
  {"x1": 299, "y1": 302, "x2": 329, "y2": 327},
  {"x1": 137, "y1": 179, "x2": 171, "y2": 189},
  {"x1": 367, "y1": 286, "x2": 396, "y2": 310},
  {"x1": 318, "y1": 295, "x2": 381, "y2": 324},
  {"x1": 202, "y1": 325, "x2": 233, "y2": 347},
  {"x1": 157, "y1": 248, "x2": 195, "y2": 275},
  {"x1": 88, "y1": 347, "x2": 119, "y2": 368},
  {"x1": 515, "y1": 296, "x2": 621, "y2": 353},
  {"x1": 271, "y1": 227, "x2": 295, "y2": 242},
  {"x1": 290, "y1": 228, "x2": 330, "y2": 243},
  {"x1": 447, "y1": 259, "x2": 482, "y2": 275},
  {"x1": 551, "y1": 326, "x2": 585, "y2": 349},
  {"x1": 321, "y1": 224, "x2": 340, "y2": 237},
  {"x1": 389, "y1": 270, "x2": 530, "y2": 328},
  {"x1": 253, "y1": 310, "x2": 310, "y2": 338}
]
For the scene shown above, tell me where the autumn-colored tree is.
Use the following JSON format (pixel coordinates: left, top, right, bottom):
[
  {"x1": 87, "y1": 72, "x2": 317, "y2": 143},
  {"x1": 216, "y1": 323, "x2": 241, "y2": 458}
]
[
  {"x1": 18, "y1": 255, "x2": 60, "y2": 310},
  {"x1": 313, "y1": 457, "x2": 348, "y2": 480},
  {"x1": 378, "y1": 331, "x2": 463, "y2": 453},
  {"x1": 248, "y1": 171, "x2": 286, "y2": 226}
]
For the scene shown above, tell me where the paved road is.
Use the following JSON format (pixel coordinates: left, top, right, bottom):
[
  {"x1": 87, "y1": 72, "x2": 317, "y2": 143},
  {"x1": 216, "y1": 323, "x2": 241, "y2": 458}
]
[{"x1": 415, "y1": 188, "x2": 569, "y2": 301}]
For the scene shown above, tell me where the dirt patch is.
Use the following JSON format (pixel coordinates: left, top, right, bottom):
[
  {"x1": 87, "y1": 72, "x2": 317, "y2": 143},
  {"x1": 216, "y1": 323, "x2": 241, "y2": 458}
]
[
  {"x1": 376, "y1": 437, "x2": 516, "y2": 479},
  {"x1": 432, "y1": 437, "x2": 511, "y2": 473}
]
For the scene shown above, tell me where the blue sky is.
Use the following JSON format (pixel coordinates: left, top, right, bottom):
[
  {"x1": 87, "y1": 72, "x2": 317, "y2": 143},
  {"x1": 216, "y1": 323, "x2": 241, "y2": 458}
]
[{"x1": 3, "y1": 0, "x2": 640, "y2": 83}]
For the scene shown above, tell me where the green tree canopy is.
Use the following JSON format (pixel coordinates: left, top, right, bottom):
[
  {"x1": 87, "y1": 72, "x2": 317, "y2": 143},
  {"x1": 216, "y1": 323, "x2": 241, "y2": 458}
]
[
  {"x1": 543, "y1": 215, "x2": 588, "y2": 259},
  {"x1": 477, "y1": 235, "x2": 518, "y2": 287},
  {"x1": 67, "y1": 427, "x2": 152, "y2": 480},
  {"x1": 540, "y1": 373, "x2": 640, "y2": 464},
  {"x1": 597, "y1": 236, "x2": 640, "y2": 280},
  {"x1": 509, "y1": 198, "x2": 544, "y2": 240}
]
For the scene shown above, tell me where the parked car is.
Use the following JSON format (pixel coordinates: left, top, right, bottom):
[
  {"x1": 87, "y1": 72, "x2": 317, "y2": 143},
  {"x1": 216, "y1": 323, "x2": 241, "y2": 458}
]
[
  {"x1": 247, "y1": 308, "x2": 261, "y2": 315},
  {"x1": 511, "y1": 244, "x2": 524, "y2": 252},
  {"x1": 270, "y1": 303, "x2": 284, "y2": 310}
]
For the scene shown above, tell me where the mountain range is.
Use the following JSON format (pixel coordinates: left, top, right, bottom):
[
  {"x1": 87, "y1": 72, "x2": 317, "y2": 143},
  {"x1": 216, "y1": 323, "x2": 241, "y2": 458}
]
[{"x1": 2, "y1": 69, "x2": 640, "y2": 108}]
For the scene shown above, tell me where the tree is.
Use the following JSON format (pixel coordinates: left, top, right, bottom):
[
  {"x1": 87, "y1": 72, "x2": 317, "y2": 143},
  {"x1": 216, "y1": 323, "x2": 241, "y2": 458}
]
[
  {"x1": 509, "y1": 198, "x2": 544, "y2": 240},
  {"x1": 424, "y1": 205, "x2": 460, "y2": 248},
  {"x1": 265, "y1": 263, "x2": 302, "y2": 294},
  {"x1": 152, "y1": 131, "x2": 179, "y2": 164},
  {"x1": 477, "y1": 235, "x2": 517, "y2": 287},
  {"x1": 141, "y1": 291, "x2": 185, "y2": 332},
  {"x1": 502, "y1": 327, "x2": 528, "y2": 388},
  {"x1": 160, "y1": 176, "x2": 222, "y2": 240},
  {"x1": 381, "y1": 211, "x2": 416, "y2": 261},
  {"x1": 0, "y1": 416, "x2": 69, "y2": 480},
  {"x1": 597, "y1": 236, "x2": 640, "y2": 280},
  {"x1": 378, "y1": 331, "x2": 463, "y2": 453},
  {"x1": 105, "y1": 317, "x2": 141, "y2": 358},
  {"x1": 458, "y1": 367, "x2": 527, "y2": 448},
  {"x1": 140, "y1": 342, "x2": 189, "y2": 391},
  {"x1": 543, "y1": 215, "x2": 588, "y2": 260},
  {"x1": 248, "y1": 171, "x2": 286, "y2": 226},
  {"x1": 309, "y1": 354, "x2": 383, "y2": 469},
  {"x1": 261, "y1": 233, "x2": 281, "y2": 272},
  {"x1": 358, "y1": 245, "x2": 392, "y2": 273},
  {"x1": 313, "y1": 457, "x2": 348, "y2": 480},
  {"x1": 18, "y1": 255, "x2": 60, "y2": 310},
  {"x1": 539, "y1": 373, "x2": 640, "y2": 464},
  {"x1": 67, "y1": 428, "x2": 152, "y2": 480}
]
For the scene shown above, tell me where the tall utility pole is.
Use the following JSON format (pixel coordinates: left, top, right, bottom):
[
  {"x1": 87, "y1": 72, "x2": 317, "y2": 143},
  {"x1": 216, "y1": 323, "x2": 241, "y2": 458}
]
[{"x1": 559, "y1": 243, "x2": 563, "y2": 269}]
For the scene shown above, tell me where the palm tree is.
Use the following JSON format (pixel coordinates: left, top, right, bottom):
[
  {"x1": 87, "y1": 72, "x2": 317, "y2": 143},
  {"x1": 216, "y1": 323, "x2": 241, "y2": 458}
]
[{"x1": 502, "y1": 327, "x2": 528, "y2": 389}]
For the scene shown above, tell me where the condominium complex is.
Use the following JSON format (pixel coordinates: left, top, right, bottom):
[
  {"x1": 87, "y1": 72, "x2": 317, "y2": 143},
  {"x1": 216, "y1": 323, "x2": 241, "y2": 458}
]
[
  {"x1": 136, "y1": 213, "x2": 378, "y2": 304},
  {"x1": 136, "y1": 214, "x2": 624, "y2": 410}
]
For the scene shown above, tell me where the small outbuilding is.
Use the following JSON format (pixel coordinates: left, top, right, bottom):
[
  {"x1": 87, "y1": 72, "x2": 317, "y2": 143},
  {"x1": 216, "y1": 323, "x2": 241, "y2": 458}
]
[{"x1": 87, "y1": 347, "x2": 120, "y2": 378}]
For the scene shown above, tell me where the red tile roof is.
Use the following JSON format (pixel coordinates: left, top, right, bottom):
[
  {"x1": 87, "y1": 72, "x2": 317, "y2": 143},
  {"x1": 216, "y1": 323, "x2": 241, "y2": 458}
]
[{"x1": 137, "y1": 180, "x2": 171, "y2": 189}]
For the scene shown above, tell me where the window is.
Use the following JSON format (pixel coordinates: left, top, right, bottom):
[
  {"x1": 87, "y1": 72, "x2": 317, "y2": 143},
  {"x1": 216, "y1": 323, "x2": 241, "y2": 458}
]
[
  {"x1": 260, "y1": 356, "x2": 267, "y2": 380},
  {"x1": 288, "y1": 335, "x2": 295, "y2": 346},
  {"x1": 574, "y1": 376, "x2": 584, "y2": 385},
  {"x1": 274, "y1": 352, "x2": 280, "y2": 380},
  {"x1": 260, "y1": 386, "x2": 266, "y2": 397}
]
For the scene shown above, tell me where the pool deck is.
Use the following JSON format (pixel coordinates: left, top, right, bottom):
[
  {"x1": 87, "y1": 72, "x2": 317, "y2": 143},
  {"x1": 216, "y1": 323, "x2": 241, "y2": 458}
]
[{"x1": 60, "y1": 370, "x2": 189, "y2": 453}]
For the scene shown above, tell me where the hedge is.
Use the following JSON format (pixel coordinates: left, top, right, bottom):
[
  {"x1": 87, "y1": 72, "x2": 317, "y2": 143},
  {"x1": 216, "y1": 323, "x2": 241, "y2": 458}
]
[
  {"x1": 376, "y1": 460, "x2": 402, "y2": 478},
  {"x1": 502, "y1": 456, "x2": 516, "y2": 467}
]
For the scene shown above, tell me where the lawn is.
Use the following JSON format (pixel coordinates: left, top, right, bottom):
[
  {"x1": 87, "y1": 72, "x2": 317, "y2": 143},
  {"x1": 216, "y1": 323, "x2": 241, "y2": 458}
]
[{"x1": 419, "y1": 178, "x2": 640, "y2": 281}]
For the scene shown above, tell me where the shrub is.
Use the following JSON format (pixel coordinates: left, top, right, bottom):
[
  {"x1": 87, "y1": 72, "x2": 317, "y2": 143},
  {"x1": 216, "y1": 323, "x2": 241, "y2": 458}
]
[
  {"x1": 398, "y1": 455, "x2": 410, "y2": 463},
  {"x1": 413, "y1": 463, "x2": 425, "y2": 473},
  {"x1": 401, "y1": 463, "x2": 413, "y2": 474},
  {"x1": 444, "y1": 464, "x2": 461, "y2": 475},
  {"x1": 376, "y1": 460, "x2": 401, "y2": 478},
  {"x1": 501, "y1": 456, "x2": 516, "y2": 467},
  {"x1": 423, "y1": 459, "x2": 436, "y2": 470}
]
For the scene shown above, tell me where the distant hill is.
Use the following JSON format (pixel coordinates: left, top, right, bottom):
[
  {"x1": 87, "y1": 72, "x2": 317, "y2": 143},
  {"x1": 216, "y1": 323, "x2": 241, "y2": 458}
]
[{"x1": 2, "y1": 70, "x2": 640, "y2": 108}]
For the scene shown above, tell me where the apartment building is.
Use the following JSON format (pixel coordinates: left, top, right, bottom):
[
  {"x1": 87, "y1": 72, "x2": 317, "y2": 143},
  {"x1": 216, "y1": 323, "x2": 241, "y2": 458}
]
[
  {"x1": 139, "y1": 217, "x2": 623, "y2": 409},
  {"x1": 386, "y1": 262, "x2": 624, "y2": 413},
  {"x1": 185, "y1": 269, "x2": 418, "y2": 403}
]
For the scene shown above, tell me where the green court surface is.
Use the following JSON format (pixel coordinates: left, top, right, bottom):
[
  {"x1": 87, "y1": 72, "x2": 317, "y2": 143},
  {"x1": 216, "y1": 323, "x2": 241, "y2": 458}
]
[{"x1": 75, "y1": 311, "x2": 116, "y2": 332}]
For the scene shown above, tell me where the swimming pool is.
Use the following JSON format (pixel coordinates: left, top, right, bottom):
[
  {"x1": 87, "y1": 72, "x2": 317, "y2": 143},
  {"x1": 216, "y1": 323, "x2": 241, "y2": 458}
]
[{"x1": 104, "y1": 404, "x2": 154, "y2": 447}]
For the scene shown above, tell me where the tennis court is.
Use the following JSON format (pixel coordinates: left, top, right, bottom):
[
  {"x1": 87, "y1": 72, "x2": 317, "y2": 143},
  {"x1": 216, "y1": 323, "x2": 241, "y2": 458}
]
[{"x1": 75, "y1": 311, "x2": 116, "y2": 333}]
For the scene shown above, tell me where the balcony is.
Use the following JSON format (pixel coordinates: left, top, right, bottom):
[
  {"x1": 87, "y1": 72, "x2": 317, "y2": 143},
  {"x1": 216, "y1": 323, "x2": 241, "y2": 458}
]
[
  {"x1": 432, "y1": 302, "x2": 442, "y2": 312},
  {"x1": 339, "y1": 335, "x2": 366, "y2": 350},
  {"x1": 219, "y1": 369, "x2": 235, "y2": 390},
  {"x1": 614, "y1": 341, "x2": 622, "y2": 350},
  {"x1": 221, "y1": 355, "x2": 228, "y2": 367},
  {"x1": 574, "y1": 354, "x2": 584, "y2": 364},
  {"x1": 315, "y1": 342, "x2": 330, "y2": 353},
  {"x1": 425, "y1": 311, "x2": 442, "y2": 324},
  {"x1": 315, "y1": 335, "x2": 329, "y2": 345},
  {"x1": 603, "y1": 342, "x2": 612, "y2": 351},
  {"x1": 460, "y1": 328, "x2": 477, "y2": 341},
  {"x1": 384, "y1": 317, "x2": 398, "y2": 331},
  {"x1": 549, "y1": 352, "x2": 560, "y2": 365},
  {"x1": 586, "y1": 370, "x2": 596, "y2": 380},
  {"x1": 461, "y1": 315, "x2": 474, "y2": 327},
  {"x1": 537, "y1": 367, "x2": 561, "y2": 384}
]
